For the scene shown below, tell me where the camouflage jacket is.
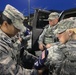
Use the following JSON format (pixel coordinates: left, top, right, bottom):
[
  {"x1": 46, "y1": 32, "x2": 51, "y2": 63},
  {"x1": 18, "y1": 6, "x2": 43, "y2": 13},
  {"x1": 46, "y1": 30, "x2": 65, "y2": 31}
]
[
  {"x1": 0, "y1": 29, "x2": 37, "y2": 75},
  {"x1": 46, "y1": 40, "x2": 76, "y2": 75},
  {"x1": 38, "y1": 24, "x2": 58, "y2": 45}
]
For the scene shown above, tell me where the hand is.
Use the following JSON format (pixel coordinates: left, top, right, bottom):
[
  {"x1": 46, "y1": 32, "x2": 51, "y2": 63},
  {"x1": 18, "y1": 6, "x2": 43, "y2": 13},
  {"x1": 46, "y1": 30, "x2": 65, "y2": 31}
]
[
  {"x1": 46, "y1": 44, "x2": 52, "y2": 48},
  {"x1": 39, "y1": 44, "x2": 44, "y2": 51},
  {"x1": 18, "y1": 37, "x2": 22, "y2": 42}
]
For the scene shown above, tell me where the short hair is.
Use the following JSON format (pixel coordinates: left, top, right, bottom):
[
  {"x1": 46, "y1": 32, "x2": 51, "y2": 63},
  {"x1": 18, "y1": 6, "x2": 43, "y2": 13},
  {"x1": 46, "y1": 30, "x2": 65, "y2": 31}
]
[{"x1": 0, "y1": 13, "x2": 12, "y2": 25}]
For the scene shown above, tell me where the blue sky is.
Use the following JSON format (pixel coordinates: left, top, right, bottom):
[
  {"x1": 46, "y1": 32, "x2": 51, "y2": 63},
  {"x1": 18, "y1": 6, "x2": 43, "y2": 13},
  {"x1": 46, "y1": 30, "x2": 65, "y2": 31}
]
[{"x1": 0, "y1": 0, "x2": 76, "y2": 15}]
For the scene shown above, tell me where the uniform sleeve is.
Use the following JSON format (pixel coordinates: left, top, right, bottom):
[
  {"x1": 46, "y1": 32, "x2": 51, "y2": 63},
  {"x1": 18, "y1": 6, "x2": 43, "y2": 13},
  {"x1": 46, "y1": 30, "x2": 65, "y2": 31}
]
[
  {"x1": 0, "y1": 44, "x2": 38, "y2": 75},
  {"x1": 0, "y1": 45, "x2": 16, "y2": 74},
  {"x1": 38, "y1": 28, "x2": 47, "y2": 44},
  {"x1": 45, "y1": 45, "x2": 64, "y2": 66}
]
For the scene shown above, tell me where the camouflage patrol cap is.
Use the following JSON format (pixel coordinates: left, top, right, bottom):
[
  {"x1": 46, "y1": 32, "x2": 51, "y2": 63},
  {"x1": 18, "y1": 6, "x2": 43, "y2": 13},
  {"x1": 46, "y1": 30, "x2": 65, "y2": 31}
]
[
  {"x1": 48, "y1": 12, "x2": 59, "y2": 20},
  {"x1": 3, "y1": 4, "x2": 26, "y2": 32},
  {"x1": 54, "y1": 19, "x2": 76, "y2": 34}
]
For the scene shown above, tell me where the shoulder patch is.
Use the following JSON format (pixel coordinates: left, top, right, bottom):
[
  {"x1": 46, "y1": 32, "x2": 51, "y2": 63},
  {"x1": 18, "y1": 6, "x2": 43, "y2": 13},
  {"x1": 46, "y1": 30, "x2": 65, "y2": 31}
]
[{"x1": 2, "y1": 37, "x2": 12, "y2": 44}]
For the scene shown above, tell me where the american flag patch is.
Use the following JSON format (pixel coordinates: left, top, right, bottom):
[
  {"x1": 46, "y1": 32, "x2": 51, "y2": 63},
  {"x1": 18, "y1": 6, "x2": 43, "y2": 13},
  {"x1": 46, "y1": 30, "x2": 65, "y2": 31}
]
[{"x1": 42, "y1": 50, "x2": 45, "y2": 59}]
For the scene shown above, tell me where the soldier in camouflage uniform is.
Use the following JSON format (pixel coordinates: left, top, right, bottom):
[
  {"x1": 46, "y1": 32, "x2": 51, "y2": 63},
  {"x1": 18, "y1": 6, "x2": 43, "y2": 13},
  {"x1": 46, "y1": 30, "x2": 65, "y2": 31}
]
[
  {"x1": 45, "y1": 18, "x2": 76, "y2": 75},
  {"x1": 38, "y1": 12, "x2": 59, "y2": 51},
  {"x1": 0, "y1": 4, "x2": 39, "y2": 75}
]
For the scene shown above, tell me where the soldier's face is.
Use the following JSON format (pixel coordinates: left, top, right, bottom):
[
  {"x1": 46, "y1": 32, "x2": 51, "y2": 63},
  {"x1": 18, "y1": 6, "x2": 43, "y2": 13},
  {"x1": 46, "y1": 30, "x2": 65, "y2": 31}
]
[
  {"x1": 57, "y1": 31, "x2": 69, "y2": 44},
  {"x1": 1, "y1": 21, "x2": 20, "y2": 37},
  {"x1": 49, "y1": 18, "x2": 58, "y2": 26},
  {"x1": 7, "y1": 24, "x2": 20, "y2": 37},
  {"x1": 49, "y1": 20, "x2": 54, "y2": 26}
]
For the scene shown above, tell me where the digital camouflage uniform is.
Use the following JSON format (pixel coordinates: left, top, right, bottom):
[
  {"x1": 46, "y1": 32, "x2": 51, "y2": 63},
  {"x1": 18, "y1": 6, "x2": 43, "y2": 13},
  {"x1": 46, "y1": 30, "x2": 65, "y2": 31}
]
[
  {"x1": 38, "y1": 12, "x2": 59, "y2": 45},
  {"x1": 46, "y1": 41, "x2": 76, "y2": 75},
  {"x1": 38, "y1": 25, "x2": 58, "y2": 45},
  {"x1": 59, "y1": 40, "x2": 76, "y2": 75},
  {"x1": 0, "y1": 4, "x2": 38, "y2": 75},
  {"x1": 45, "y1": 18, "x2": 76, "y2": 75},
  {"x1": 0, "y1": 29, "x2": 38, "y2": 75}
]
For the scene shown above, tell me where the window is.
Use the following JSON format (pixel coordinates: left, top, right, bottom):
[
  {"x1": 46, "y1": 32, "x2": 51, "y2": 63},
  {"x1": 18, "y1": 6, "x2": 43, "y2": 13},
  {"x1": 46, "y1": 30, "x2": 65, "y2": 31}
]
[{"x1": 36, "y1": 12, "x2": 50, "y2": 29}]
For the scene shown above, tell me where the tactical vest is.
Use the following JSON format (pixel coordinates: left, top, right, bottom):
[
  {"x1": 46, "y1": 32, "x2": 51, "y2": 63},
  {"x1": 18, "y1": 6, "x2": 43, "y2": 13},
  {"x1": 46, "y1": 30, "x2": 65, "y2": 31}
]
[{"x1": 43, "y1": 25, "x2": 55, "y2": 44}]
